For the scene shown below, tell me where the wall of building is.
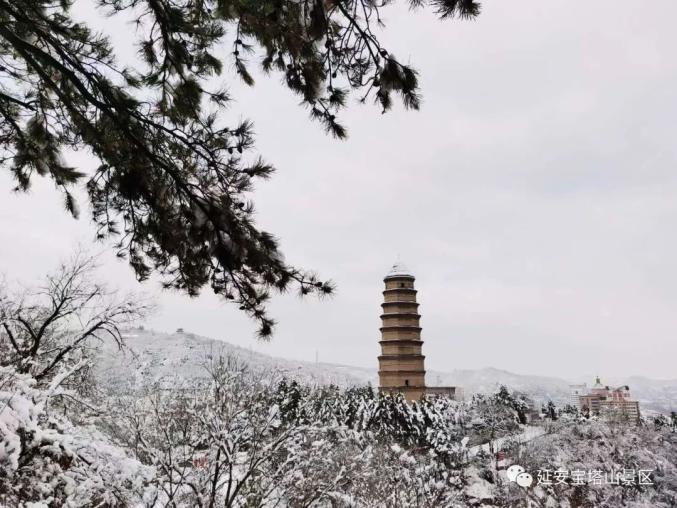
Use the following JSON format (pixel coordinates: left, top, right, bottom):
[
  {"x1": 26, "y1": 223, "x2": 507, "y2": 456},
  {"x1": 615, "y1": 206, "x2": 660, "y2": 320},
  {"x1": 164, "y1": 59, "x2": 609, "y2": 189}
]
[
  {"x1": 378, "y1": 373, "x2": 426, "y2": 388},
  {"x1": 384, "y1": 279, "x2": 415, "y2": 291},
  {"x1": 600, "y1": 400, "x2": 640, "y2": 423},
  {"x1": 380, "y1": 343, "x2": 422, "y2": 356},
  {"x1": 381, "y1": 314, "x2": 421, "y2": 327},
  {"x1": 381, "y1": 301, "x2": 419, "y2": 313},
  {"x1": 383, "y1": 290, "x2": 417, "y2": 303},
  {"x1": 381, "y1": 328, "x2": 421, "y2": 340}
]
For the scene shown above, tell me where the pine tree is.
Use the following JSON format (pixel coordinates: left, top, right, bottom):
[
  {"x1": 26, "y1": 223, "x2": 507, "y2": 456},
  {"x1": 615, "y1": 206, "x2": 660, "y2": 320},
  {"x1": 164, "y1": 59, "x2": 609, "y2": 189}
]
[{"x1": 0, "y1": 0, "x2": 480, "y2": 336}]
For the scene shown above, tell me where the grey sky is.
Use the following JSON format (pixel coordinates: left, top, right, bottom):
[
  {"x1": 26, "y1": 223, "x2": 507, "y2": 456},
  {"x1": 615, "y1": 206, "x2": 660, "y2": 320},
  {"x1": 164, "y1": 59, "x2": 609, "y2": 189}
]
[{"x1": 2, "y1": 0, "x2": 677, "y2": 379}]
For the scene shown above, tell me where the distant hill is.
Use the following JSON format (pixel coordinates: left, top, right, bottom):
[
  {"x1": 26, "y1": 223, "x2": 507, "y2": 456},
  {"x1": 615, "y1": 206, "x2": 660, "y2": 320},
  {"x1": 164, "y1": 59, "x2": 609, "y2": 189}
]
[
  {"x1": 93, "y1": 328, "x2": 375, "y2": 391},
  {"x1": 426, "y1": 367, "x2": 573, "y2": 405},
  {"x1": 94, "y1": 328, "x2": 677, "y2": 414}
]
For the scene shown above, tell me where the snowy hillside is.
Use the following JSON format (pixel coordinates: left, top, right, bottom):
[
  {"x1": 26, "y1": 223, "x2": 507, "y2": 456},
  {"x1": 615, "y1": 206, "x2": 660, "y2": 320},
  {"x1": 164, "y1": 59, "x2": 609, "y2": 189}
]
[
  {"x1": 95, "y1": 328, "x2": 677, "y2": 413},
  {"x1": 93, "y1": 328, "x2": 376, "y2": 392},
  {"x1": 427, "y1": 367, "x2": 573, "y2": 406}
]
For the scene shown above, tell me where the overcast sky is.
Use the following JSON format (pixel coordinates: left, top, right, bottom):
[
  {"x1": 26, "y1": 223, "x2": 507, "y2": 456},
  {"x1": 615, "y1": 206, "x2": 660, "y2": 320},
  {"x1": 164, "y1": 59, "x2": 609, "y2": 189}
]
[{"x1": 2, "y1": 0, "x2": 677, "y2": 380}]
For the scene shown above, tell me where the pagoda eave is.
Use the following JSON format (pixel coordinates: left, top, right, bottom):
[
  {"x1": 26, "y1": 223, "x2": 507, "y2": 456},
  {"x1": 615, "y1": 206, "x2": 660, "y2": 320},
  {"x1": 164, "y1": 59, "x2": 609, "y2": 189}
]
[{"x1": 379, "y1": 326, "x2": 422, "y2": 332}]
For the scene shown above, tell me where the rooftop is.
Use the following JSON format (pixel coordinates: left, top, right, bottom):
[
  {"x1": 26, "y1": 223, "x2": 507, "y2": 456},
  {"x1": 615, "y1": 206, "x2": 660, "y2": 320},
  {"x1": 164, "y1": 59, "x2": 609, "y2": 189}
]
[{"x1": 385, "y1": 261, "x2": 414, "y2": 279}]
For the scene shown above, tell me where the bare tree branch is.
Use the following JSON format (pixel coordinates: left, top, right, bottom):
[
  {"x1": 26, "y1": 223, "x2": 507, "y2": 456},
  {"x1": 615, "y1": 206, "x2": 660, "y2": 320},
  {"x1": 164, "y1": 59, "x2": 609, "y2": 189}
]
[{"x1": 0, "y1": 252, "x2": 150, "y2": 384}]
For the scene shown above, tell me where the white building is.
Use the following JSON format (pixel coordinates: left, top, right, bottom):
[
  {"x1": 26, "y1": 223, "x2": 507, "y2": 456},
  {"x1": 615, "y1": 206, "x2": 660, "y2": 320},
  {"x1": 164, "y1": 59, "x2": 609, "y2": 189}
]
[{"x1": 569, "y1": 383, "x2": 587, "y2": 408}]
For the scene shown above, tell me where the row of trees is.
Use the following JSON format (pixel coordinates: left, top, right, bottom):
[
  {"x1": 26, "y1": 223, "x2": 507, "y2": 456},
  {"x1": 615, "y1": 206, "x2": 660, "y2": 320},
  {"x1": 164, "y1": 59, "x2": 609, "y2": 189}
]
[
  {"x1": 0, "y1": 255, "x2": 520, "y2": 506},
  {"x1": 105, "y1": 357, "x2": 473, "y2": 507},
  {"x1": 0, "y1": 255, "x2": 533, "y2": 506},
  {"x1": 2, "y1": 256, "x2": 675, "y2": 506}
]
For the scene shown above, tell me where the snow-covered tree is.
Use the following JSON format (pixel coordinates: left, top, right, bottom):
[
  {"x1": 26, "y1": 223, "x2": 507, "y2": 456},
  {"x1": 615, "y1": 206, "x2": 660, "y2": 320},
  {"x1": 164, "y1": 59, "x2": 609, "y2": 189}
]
[
  {"x1": 0, "y1": 254, "x2": 155, "y2": 507},
  {"x1": 0, "y1": 364, "x2": 156, "y2": 506},
  {"x1": 469, "y1": 389, "x2": 522, "y2": 449},
  {"x1": 501, "y1": 420, "x2": 677, "y2": 508},
  {"x1": 0, "y1": 252, "x2": 149, "y2": 388}
]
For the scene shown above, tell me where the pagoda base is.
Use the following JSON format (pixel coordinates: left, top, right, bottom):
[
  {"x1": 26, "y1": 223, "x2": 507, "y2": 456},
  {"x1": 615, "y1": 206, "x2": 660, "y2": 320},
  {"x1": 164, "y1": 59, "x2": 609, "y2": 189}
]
[{"x1": 379, "y1": 385, "x2": 464, "y2": 402}]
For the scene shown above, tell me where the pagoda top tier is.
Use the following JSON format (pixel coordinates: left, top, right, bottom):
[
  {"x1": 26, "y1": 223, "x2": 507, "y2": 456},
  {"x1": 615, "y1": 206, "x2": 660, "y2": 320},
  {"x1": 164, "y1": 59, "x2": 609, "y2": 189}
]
[{"x1": 385, "y1": 261, "x2": 414, "y2": 280}]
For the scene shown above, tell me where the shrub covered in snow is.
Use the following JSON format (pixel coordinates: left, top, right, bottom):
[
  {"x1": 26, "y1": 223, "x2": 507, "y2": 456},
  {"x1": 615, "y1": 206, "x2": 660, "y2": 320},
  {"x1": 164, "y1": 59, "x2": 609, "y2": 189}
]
[
  {"x1": 494, "y1": 420, "x2": 677, "y2": 508},
  {"x1": 0, "y1": 366, "x2": 156, "y2": 507}
]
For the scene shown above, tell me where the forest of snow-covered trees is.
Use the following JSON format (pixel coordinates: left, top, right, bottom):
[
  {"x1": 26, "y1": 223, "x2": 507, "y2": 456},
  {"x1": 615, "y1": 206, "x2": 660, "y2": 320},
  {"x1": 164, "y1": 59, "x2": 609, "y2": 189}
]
[{"x1": 1, "y1": 257, "x2": 677, "y2": 507}]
